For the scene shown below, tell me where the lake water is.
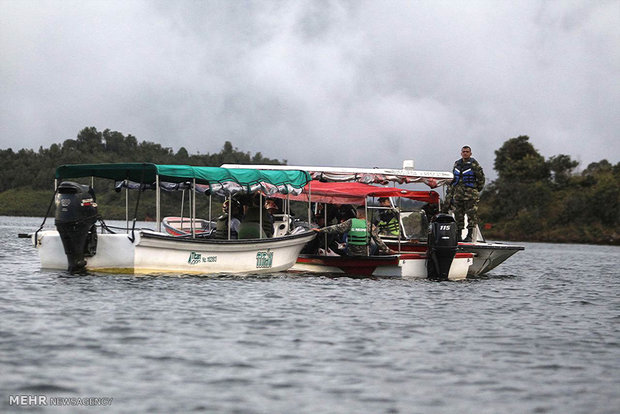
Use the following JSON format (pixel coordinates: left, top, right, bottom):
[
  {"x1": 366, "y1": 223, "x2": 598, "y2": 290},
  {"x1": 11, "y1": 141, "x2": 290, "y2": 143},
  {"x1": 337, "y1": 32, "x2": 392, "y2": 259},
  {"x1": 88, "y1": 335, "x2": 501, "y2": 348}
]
[{"x1": 1, "y1": 216, "x2": 618, "y2": 413}]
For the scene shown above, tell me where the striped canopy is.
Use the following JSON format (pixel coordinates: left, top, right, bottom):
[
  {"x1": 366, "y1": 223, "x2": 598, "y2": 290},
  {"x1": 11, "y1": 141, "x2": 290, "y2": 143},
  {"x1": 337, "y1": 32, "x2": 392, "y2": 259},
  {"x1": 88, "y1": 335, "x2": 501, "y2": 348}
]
[{"x1": 55, "y1": 163, "x2": 311, "y2": 196}]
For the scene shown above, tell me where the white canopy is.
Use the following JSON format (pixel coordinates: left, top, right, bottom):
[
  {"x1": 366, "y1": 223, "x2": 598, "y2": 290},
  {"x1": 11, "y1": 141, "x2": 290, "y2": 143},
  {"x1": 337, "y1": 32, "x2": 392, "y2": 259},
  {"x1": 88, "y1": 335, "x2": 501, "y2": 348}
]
[{"x1": 220, "y1": 163, "x2": 453, "y2": 188}]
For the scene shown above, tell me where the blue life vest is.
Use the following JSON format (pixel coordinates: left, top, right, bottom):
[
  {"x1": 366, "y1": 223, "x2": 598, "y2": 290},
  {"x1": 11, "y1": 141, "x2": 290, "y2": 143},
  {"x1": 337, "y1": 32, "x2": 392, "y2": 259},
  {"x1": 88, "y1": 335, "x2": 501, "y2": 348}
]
[{"x1": 452, "y1": 158, "x2": 477, "y2": 188}]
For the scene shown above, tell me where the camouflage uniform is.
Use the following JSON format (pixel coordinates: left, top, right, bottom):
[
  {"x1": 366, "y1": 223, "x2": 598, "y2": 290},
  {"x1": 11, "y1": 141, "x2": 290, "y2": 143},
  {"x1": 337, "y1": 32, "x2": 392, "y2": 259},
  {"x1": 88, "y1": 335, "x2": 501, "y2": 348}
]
[
  {"x1": 317, "y1": 218, "x2": 392, "y2": 256},
  {"x1": 443, "y1": 157, "x2": 485, "y2": 233}
]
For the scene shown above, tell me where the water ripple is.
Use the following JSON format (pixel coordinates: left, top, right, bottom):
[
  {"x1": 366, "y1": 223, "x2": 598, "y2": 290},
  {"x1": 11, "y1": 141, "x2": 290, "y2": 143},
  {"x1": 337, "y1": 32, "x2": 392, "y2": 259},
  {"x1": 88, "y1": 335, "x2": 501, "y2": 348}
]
[{"x1": 1, "y1": 219, "x2": 619, "y2": 413}]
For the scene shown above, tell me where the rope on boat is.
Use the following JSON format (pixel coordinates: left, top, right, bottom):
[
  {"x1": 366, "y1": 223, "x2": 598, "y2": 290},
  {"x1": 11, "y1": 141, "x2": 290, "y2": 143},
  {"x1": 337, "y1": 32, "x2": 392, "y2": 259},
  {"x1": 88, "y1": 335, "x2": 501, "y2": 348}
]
[
  {"x1": 97, "y1": 217, "x2": 116, "y2": 234},
  {"x1": 33, "y1": 187, "x2": 59, "y2": 245},
  {"x1": 128, "y1": 168, "x2": 145, "y2": 242}
]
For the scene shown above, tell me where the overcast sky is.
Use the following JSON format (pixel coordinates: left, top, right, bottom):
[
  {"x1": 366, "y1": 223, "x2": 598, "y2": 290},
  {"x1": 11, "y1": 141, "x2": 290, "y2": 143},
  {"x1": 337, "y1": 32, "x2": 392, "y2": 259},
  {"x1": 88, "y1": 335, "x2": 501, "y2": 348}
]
[{"x1": 1, "y1": 0, "x2": 618, "y2": 180}]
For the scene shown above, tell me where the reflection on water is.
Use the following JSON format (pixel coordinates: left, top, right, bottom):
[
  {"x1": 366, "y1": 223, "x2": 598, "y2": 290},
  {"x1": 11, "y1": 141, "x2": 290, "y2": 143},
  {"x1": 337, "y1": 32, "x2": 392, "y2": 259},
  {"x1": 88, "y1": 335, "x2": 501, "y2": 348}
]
[{"x1": 1, "y1": 217, "x2": 619, "y2": 413}]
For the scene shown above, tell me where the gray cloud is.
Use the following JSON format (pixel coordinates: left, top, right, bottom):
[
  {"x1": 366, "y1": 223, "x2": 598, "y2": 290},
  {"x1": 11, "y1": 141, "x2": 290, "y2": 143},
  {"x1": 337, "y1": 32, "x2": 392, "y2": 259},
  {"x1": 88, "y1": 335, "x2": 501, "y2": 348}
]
[{"x1": 1, "y1": 0, "x2": 618, "y2": 180}]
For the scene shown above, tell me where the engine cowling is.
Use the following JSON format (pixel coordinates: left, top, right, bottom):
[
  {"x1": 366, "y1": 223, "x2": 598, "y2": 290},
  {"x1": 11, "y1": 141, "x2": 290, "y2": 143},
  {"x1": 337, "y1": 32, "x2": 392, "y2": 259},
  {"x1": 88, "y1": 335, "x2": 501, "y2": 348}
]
[
  {"x1": 426, "y1": 213, "x2": 458, "y2": 280},
  {"x1": 54, "y1": 181, "x2": 98, "y2": 272}
]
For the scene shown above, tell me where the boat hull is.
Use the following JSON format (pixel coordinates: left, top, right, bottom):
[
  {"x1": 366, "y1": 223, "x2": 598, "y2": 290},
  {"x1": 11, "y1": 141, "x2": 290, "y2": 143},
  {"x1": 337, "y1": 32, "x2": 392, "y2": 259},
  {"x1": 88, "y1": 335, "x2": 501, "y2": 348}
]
[
  {"x1": 384, "y1": 240, "x2": 523, "y2": 276},
  {"x1": 35, "y1": 230, "x2": 315, "y2": 275},
  {"x1": 456, "y1": 242, "x2": 524, "y2": 276},
  {"x1": 291, "y1": 252, "x2": 473, "y2": 280}
]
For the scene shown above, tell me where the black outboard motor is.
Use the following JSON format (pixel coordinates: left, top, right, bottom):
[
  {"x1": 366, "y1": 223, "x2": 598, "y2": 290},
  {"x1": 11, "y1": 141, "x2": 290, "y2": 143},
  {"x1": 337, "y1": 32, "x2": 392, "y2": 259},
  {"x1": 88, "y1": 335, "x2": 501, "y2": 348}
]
[
  {"x1": 55, "y1": 181, "x2": 99, "y2": 272},
  {"x1": 426, "y1": 213, "x2": 458, "y2": 280}
]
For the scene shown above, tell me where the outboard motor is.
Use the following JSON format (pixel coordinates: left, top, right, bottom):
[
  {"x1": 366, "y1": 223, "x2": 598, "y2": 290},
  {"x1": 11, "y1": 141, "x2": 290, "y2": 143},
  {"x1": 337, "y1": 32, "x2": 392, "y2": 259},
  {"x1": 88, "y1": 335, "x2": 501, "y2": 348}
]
[
  {"x1": 426, "y1": 213, "x2": 458, "y2": 280},
  {"x1": 55, "y1": 181, "x2": 99, "y2": 272}
]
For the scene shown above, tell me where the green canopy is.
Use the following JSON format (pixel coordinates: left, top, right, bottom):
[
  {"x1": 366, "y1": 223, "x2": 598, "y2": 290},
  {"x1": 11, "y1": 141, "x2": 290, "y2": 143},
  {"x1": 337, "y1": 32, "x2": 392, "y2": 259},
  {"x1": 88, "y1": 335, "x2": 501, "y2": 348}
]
[{"x1": 55, "y1": 163, "x2": 311, "y2": 193}]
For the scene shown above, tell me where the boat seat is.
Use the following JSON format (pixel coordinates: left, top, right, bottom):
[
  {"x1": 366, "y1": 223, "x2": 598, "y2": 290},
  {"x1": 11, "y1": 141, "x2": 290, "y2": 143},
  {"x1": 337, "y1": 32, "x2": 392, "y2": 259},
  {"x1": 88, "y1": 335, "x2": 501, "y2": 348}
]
[{"x1": 272, "y1": 214, "x2": 290, "y2": 237}]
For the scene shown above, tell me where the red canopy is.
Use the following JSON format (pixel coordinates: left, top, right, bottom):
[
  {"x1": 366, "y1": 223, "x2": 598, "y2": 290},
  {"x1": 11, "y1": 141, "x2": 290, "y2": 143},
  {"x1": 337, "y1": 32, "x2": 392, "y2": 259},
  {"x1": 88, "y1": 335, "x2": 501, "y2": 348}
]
[{"x1": 272, "y1": 181, "x2": 439, "y2": 205}]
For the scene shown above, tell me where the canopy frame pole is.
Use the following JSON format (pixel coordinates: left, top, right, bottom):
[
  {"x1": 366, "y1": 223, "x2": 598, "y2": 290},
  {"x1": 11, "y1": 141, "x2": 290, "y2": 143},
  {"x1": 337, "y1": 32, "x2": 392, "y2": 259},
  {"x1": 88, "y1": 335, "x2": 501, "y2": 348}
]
[
  {"x1": 365, "y1": 200, "x2": 370, "y2": 256},
  {"x1": 397, "y1": 197, "x2": 401, "y2": 253},
  {"x1": 227, "y1": 194, "x2": 232, "y2": 240},
  {"x1": 90, "y1": 176, "x2": 95, "y2": 232},
  {"x1": 208, "y1": 193, "x2": 212, "y2": 234},
  {"x1": 323, "y1": 202, "x2": 327, "y2": 254},
  {"x1": 125, "y1": 180, "x2": 129, "y2": 233},
  {"x1": 307, "y1": 182, "x2": 312, "y2": 224},
  {"x1": 191, "y1": 178, "x2": 196, "y2": 238},
  {"x1": 259, "y1": 192, "x2": 263, "y2": 239},
  {"x1": 286, "y1": 193, "x2": 291, "y2": 234},
  {"x1": 156, "y1": 175, "x2": 161, "y2": 232},
  {"x1": 180, "y1": 189, "x2": 185, "y2": 233}
]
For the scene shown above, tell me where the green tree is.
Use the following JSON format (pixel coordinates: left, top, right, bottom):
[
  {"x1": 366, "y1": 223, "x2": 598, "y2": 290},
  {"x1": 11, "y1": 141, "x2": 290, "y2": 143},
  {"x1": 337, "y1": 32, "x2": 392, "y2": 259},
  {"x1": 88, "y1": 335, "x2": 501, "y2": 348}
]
[
  {"x1": 0, "y1": 127, "x2": 288, "y2": 218},
  {"x1": 481, "y1": 137, "x2": 619, "y2": 244},
  {"x1": 494, "y1": 135, "x2": 549, "y2": 182},
  {"x1": 175, "y1": 147, "x2": 190, "y2": 164},
  {"x1": 482, "y1": 135, "x2": 551, "y2": 223},
  {"x1": 76, "y1": 127, "x2": 104, "y2": 153},
  {"x1": 548, "y1": 154, "x2": 578, "y2": 187}
]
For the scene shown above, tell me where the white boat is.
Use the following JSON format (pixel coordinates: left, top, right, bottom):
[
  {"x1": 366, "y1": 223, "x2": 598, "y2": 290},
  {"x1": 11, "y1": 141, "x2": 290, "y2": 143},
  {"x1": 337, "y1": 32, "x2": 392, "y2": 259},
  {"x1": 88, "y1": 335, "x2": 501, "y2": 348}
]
[
  {"x1": 31, "y1": 163, "x2": 316, "y2": 275},
  {"x1": 35, "y1": 228, "x2": 314, "y2": 275},
  {"x1": 223, "y1": 163, "x2": 523, "y2": 277}
]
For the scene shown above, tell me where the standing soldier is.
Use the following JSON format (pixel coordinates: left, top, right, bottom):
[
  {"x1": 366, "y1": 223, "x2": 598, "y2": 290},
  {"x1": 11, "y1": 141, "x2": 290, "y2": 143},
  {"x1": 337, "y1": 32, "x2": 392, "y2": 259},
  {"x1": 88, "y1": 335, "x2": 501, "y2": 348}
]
[{"x1": 442, "y1": 145, "x2": 485, "y2": 242}]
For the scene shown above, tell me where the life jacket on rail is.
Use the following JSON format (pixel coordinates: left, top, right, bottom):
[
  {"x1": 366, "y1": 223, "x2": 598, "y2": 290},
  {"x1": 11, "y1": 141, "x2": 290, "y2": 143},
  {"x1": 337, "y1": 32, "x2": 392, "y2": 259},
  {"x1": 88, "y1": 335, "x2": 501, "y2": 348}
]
[{"x1": 452, "y1": 158, "x2": 477, "y2": 188}]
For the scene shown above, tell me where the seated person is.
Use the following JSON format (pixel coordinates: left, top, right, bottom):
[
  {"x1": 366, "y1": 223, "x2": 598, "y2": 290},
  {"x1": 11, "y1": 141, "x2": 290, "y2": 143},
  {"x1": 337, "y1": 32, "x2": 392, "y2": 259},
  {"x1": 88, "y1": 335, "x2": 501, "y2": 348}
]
[
  {"x1": 421, "y1": 201, "x2": 439, "y2": 222},
  {"x1": 336, "y1": 204, "x2": 356, "y2": 223},
  {"x1": 214, "y1": 199, "x2": 241, "y2": 239},
  {"x1": 418, "y1": 202, "x2": 439, "y2": 237},
  {"x1": 307, "y1": 211, "x2": 346, "y2": 255},
  {"x1": 312, "y1": 206, "x2": 396, "y2": 256},
  {"x1": 374, "y1": 197, "x2": 400, "y2": 237},
  {"x1": 264, "y1": 198, "x2": 282, "y2": 216},
  {"x1": 314, "y1": 203, "x2": 338, "y2": 226},
  {"x1": 238, "y1": 193, "x2": 274, "y2": 239}
]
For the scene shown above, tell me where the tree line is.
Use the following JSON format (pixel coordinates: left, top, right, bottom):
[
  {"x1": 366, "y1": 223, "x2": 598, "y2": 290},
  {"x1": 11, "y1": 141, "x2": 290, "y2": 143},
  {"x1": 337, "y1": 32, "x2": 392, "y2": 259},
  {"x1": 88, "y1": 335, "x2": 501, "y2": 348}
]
[
  {"x1": 0, "y1": 126, "x2": 282, "y2": 192},
  {"x1": 0, "y1": 129, "x2": 618, "y2": 244},
  {"x1": 0, "y1": 127, "x2": 284, "y2": 219},
  {"x1": 479, "y1": 135, "x2": 619, "y2": 244}
]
